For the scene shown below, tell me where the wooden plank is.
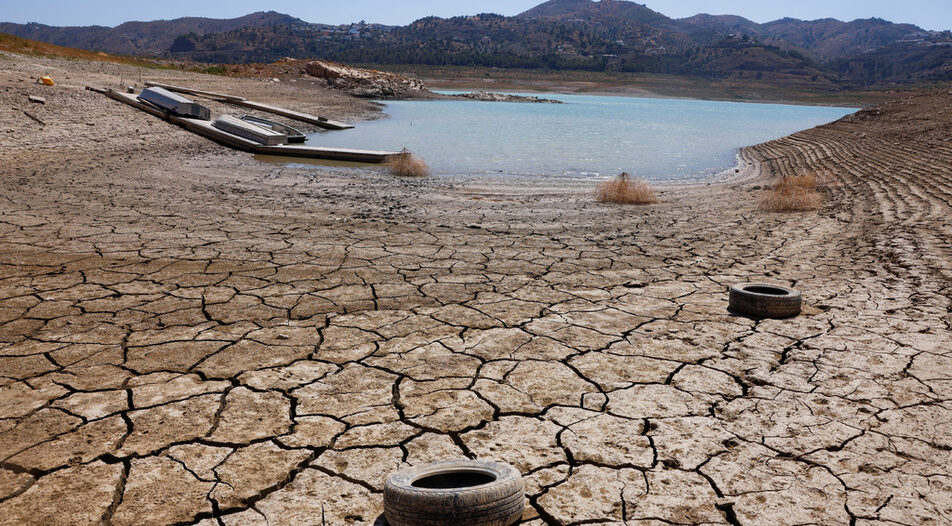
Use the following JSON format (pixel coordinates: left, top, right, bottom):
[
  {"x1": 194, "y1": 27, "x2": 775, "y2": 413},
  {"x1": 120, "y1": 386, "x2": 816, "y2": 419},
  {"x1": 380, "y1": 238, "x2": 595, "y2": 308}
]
[
  {"x1": 23, "y1": 111, "x2": 45, "y2": 126},
  {"x1": 229, "y1": 99, "x2": 354, "y2": 130},
  {"x1": 28, "y1": 96, "x2": 46, "y2": 104},
  {"x1": 144, "y1": 81, "x2": 245, "y2": 102}
]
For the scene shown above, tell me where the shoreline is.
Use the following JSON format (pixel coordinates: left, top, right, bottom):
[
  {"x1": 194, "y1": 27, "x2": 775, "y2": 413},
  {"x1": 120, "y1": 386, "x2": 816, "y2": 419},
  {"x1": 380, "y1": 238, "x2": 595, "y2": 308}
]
[
  {"x1": 428, "y1": 80, "x2": 873, "y2": 108},
  {"x1": 2, "y1": 50, "x2": 951, "y2": 526},
  {"x1": 430, "y1": 85, "x2": 869, "y2": 110},
  {"x1": 417, "y1": 73, "x2": 892, "y2": 108}
]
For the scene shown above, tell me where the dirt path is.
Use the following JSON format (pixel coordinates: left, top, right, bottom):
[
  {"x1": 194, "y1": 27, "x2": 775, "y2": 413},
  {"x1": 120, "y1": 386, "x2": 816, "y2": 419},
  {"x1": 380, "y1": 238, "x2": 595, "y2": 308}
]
[{"x1": 1, "y1": 52, "x2": 951, "y2": 525}]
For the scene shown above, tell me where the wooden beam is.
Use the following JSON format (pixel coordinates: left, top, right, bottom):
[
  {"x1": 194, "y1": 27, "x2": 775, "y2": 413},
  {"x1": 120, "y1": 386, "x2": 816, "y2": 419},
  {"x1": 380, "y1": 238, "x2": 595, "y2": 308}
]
[{"x1": 23, "y1": 111, "x2": 45, "y2": 126}]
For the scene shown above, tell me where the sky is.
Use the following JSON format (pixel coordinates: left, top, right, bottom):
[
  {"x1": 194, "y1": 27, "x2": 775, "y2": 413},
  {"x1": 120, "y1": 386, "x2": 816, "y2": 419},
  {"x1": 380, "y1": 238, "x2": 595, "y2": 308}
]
[{"x1": 2, "y1": 0, "x2": 950, "y2": 31}]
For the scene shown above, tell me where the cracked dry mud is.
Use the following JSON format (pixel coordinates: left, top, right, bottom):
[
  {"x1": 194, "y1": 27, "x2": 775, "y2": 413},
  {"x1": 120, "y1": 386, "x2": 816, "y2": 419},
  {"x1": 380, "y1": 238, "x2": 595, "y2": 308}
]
[{"x1": 2, "y1": 53, "x2": 952, "y2": 525}]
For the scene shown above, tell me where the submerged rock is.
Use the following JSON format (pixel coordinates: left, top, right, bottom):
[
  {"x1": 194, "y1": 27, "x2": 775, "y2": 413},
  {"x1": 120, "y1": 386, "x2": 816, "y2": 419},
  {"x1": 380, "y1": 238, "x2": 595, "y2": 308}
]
[{"x1": 453, "y1": 91, "x2": 563, "y2": 104}]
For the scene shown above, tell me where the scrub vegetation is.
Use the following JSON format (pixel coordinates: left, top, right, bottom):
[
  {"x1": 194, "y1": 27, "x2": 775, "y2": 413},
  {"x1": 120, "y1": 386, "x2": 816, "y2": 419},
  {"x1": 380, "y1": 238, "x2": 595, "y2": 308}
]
[
  {"x1": 760, "y1": 172, "x2": 822, "y2": 212},
  {"x1": 595, "y1": 172, "x2": 658, "y2": 205}
]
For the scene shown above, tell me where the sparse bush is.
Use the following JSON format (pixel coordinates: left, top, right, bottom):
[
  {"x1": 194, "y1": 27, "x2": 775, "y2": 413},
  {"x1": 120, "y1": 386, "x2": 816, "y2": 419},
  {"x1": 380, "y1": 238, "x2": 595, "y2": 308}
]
[
  {"x1": 202, "y1": 65, "x2": 228, "y2": 75},
  {"x1": 595, "y1": 172, "x2": 657, "y2": 205},
  {"x1": 759, "y1": 173, "x2": 822, "y2": 212},
  {"x1": 388, "y1": 151, "x2": 430, "y2": 177}
]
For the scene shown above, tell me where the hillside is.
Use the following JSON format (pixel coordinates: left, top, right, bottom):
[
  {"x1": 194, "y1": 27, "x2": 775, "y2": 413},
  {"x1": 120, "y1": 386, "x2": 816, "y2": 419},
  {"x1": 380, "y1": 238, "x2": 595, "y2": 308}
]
[
  {"x1": 0, "y1": 31, "x2": 162, "y2": 67},
  {"x1": 0, "y1": 11, "x2": 305, "y2": 56},
  {"x1": 758, "y1": 17, "x2": 926, "y2": 59},
  {"x1": 1, "y1": 0, "x2": 951, "y2": 87},
  {"x1": 518, "y1": 0, "x2": 671, "y2": 25}
]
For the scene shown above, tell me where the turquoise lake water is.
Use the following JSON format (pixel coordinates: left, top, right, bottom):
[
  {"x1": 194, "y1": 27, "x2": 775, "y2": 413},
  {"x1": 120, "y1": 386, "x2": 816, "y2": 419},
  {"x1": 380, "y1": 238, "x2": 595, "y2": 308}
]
[{"x1": 309, "y1": 93, "x2": 855, "y2": 181}]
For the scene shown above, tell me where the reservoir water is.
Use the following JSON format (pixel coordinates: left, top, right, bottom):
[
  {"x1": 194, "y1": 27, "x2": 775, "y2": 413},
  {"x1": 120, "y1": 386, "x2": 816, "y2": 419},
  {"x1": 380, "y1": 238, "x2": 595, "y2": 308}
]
[{"x1": 309, "y1": 93, "x2": 855, "y2": 181}]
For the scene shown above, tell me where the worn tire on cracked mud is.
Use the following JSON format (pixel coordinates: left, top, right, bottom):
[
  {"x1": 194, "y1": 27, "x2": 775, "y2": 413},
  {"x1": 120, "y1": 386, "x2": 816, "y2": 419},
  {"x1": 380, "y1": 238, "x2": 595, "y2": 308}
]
[
  {"x1": 729, "y1": 283, "x2": 802, "y2": 319},
  {"x1": 384, "y1": 460, "x2": 525, "y2": 526}
]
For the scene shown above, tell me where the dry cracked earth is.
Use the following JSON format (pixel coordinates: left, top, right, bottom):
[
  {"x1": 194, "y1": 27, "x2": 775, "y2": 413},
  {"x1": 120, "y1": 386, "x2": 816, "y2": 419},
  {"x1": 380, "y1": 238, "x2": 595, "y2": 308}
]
[{"x1": 1, "y1": 54, "x2": 952, "y2": 525}]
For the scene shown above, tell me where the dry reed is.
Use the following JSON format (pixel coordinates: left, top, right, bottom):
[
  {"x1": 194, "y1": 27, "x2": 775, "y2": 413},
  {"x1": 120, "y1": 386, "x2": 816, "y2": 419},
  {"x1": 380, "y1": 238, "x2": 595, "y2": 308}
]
[
  {"x1": 759, "y1": 173, "x2": 822, "y2": 212},
  {"x1": 595, "y1": 173, "x2": 658, "y2": 205},
  {"x1": 387, "y1": 151, "x2": 430, "y2": 177}
]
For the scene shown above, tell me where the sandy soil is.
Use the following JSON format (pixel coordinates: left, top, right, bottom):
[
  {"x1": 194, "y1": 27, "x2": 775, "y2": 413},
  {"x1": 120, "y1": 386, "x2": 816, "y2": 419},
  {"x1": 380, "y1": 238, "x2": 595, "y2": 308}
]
[{"x1": 1, "y1": 51, "x2": 951, "y2": 525}]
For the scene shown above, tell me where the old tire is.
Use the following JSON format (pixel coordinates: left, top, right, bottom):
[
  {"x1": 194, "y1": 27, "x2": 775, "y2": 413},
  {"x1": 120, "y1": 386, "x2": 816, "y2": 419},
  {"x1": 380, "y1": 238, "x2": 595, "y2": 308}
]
[
  {"x1": 729, "y1": 283, "x2": 802, "y2": 319},
  {"x1": 384, "y1": 460, "x2": 525, "y2": 526}
]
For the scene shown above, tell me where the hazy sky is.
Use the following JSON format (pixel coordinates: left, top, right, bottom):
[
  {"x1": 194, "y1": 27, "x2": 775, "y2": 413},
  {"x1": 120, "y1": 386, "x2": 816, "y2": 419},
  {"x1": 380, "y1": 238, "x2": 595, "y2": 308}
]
[{"x1": 2, "y1": 0, "x2": 950, "y2": 31}]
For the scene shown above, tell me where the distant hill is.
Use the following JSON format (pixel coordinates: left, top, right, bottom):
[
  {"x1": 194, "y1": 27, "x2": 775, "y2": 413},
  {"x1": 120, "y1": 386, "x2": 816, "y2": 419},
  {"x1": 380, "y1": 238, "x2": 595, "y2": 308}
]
[
  {"x1": 0, "y1": 31, "x2": 158, "y2": 66},
  {"x1": 758, "y1": 17, "x2": 927, "y2": 59},
  {"x1": 518, "y1": 0, "x2": 670, "y2": 25},
  {"x1": 0, "y1": 11, "x2": 304, "y2": 56},
  {"x1": 1, "y1": 0, "x2": 950, "y2": 87},
  {"x1": 676, "y1": 14, "x2": 763, "y2": 44}
]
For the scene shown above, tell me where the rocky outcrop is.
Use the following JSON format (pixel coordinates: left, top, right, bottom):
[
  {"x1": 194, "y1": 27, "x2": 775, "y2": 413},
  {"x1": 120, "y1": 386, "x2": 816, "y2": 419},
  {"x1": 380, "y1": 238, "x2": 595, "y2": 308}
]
[
  {"x1": 304, "y1": 61, "x2": 562, "y2": 103},
  {"x1": 304, "y1": 60, "x2": 430, "y2": 99},
  {"x1": 453, "y1": 91, "x2": 563, "y2": 104}
]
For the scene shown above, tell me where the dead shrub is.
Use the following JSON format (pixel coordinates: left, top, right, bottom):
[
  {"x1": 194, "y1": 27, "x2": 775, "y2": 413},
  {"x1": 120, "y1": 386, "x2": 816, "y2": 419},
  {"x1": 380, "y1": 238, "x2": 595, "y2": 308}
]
[
  {"x1": 759, "y1": 173, "x2": 822, "y2": 212},
  {"x1": 595, "y1": 172, "x2": 658, "y2": 205},
  {"x1": 388, "y1": 151, "x2": 430, "y2": 177}
]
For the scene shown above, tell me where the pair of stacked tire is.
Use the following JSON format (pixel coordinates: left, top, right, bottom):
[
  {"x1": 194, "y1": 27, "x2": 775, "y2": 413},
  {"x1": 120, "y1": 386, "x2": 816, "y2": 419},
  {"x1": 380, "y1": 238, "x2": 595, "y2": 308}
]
[{"x1": 384, "y1": 460, "x2": 524, "y2": 526}]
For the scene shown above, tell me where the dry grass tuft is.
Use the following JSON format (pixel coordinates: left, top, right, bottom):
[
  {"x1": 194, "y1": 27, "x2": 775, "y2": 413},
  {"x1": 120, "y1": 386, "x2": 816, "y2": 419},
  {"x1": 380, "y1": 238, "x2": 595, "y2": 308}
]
[
  {"x1": 595, "y1": 172, "x2": 658, "y2": 205},
  {"x1": 388, "y1": 151, "x2": 430, "y2": 177},
  {"x1": 759, "y1": 173, "x2": 822, "y2": 212}
]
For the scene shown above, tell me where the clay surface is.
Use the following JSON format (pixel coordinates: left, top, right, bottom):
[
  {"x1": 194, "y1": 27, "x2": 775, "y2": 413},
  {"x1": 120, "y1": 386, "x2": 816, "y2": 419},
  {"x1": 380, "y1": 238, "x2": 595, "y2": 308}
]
[{"x1": 1, "y1": 53, "x2": 951, "y2": 525}]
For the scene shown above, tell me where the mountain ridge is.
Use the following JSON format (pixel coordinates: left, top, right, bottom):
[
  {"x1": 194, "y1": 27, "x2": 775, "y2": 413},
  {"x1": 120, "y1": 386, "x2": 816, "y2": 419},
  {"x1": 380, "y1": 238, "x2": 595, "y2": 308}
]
[
  {"x1": 1, "y1": 1, "x2": 950, "y2": 86},
  {"x1": 0, "y1": 11, "x2": 306, "y2": 55}
]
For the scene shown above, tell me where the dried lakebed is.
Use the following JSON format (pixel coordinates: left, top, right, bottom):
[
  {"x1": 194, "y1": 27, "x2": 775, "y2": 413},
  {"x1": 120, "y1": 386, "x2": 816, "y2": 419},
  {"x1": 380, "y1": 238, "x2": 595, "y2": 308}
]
[{"x1": 1, "y1": 53, "x2": 951, "y2": 525}]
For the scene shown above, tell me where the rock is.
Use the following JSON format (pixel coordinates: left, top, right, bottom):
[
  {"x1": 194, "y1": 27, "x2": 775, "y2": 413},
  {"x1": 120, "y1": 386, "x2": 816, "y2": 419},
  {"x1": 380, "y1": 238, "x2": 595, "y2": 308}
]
[
  {"x1": 305, "y1": 60, "x2": 430, "y2": 99},
  {"x1": 454, "y1": 91, "x2": 563, "y2": 104}
]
